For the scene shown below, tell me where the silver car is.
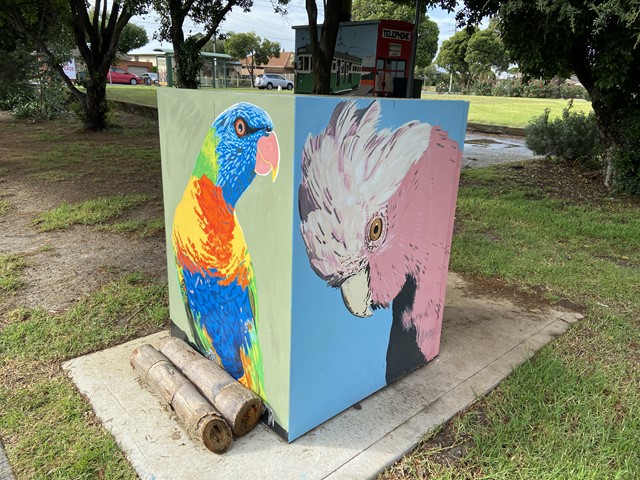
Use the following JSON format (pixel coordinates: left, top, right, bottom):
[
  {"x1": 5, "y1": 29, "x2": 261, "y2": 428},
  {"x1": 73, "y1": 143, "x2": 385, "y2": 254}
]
[{"x1": 255, "y1": 74, "x2": 294, "y2": 90}]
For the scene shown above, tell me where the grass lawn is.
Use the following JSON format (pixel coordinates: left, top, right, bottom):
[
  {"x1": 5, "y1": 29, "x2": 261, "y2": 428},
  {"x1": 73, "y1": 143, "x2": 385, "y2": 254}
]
[
  {"x1": 106, "y1": 85, "x2": 590, "y2": 129},
  {"x1": 0, "y1": 112, "x2": 167, "y2": 479},
  {"x1": 422, "y1": 93, "x2": 593, "y2": 127},
  {"x1": 106, "y1": 85, "x2": 291, "y2": 106},
  {"x1": 1, "y1": 108, "x2": 637, "y2": 477}
]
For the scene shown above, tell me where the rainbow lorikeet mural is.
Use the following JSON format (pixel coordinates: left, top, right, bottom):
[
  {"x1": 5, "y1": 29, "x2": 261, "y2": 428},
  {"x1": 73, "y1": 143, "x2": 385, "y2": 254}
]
[{"x1": 172, "y1": 103, "x2": 280, "y2": 400}]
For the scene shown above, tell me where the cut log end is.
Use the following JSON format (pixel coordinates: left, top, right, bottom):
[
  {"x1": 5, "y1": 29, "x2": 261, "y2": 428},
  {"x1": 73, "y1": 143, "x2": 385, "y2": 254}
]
[
  {"x1": 199, "y1": 414, "x2": 233, "y2": 454},
  {"x1": 232, "y1": 397, "x2": 264, "y2": 437},
  {"x1": 159, "y1": 337, "x2": 264, "y2": 437}
]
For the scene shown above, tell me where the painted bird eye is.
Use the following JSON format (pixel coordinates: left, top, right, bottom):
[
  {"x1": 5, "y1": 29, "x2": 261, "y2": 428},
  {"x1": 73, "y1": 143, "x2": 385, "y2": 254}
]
[
  {"x1": 369, "y1": 217, "x2": 384, "y2": 241},
  {"x1": 234, "y1": 118, "x2": 248, "y2": 137}
]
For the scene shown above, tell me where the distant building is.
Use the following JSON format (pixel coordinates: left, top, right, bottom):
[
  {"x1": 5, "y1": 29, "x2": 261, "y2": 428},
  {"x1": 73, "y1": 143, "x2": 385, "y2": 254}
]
[
  {"x1": 127, "y1": 53, "x2": 159, "y2": 67},
  {"x1": 241, "y1": 52, "x2": 294, "y2": 79}
]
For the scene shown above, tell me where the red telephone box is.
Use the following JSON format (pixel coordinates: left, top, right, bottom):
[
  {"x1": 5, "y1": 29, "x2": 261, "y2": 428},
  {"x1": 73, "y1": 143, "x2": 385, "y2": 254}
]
[
  {"x1": 293, "y1": 19, "x2": 417, "y2": 97},
  {"x1": 370, "y1": 20, "x2": 415, "y2": 97}
]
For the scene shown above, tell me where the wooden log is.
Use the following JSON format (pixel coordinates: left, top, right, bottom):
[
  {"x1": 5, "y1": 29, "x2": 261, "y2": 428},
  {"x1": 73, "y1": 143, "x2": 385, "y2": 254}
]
[
  {"x1": 159, "y1": 337, "x2": 264, "y2": 437},
  {"x1": 131, "y1": 344, "x2": 233, "y2": 453}
]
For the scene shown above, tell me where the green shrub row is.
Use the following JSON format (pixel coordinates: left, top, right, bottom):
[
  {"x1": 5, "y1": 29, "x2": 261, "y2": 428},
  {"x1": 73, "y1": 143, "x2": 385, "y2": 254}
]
[{"x1": 437, "y1": 77, "x2": 589, "y2": 100}]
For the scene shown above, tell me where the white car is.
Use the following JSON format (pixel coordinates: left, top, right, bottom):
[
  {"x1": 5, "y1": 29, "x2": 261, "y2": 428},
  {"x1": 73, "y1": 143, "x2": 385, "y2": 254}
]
[
  {"x1": 255, "y1": 74, "x2": 293, "y2": 90},
  {"x1": 141, "y1": 72, "x2": 158, "y2": 85}
]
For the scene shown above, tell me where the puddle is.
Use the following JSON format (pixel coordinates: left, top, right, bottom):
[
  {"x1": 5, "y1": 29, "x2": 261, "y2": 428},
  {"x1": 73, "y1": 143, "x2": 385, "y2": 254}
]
[{"x1": 466, "y1": 139, "x2": 500, "y2": 145}]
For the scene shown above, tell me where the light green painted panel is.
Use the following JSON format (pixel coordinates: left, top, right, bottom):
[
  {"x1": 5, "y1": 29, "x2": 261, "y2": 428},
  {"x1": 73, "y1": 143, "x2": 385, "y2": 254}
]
[{"x1": 157, "y1": 88, "x2": 294, "y2": 429}]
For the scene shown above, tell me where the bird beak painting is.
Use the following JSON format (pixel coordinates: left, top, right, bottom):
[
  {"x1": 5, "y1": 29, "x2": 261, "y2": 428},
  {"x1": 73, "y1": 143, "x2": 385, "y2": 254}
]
[
  {"x1": 255, "y1": 131, "x2": 280, "y2": 182},
  {"x1": 339, "y1": 269, "x2": 373, "y2": 318}
]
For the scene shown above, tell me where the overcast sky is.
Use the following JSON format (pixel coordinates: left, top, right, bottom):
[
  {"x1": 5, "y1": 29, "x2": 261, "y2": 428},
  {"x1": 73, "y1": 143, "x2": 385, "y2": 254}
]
[{"x1": 129, "y1": 1, "x2": 459, "y2": 55}]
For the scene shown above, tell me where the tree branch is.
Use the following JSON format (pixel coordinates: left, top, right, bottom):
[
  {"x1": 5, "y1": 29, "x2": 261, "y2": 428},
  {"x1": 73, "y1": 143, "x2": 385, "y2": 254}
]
[
  {"x1": 194, "y1": 1, "x2": 237, "y2": 50},
  {"x1": 6, "y1": 6, "x2": 85, "y2": 105}
]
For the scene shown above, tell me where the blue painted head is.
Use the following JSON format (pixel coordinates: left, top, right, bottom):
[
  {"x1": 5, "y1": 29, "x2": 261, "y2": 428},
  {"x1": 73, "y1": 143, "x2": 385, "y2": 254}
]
[{"x1": 213, "y1": 102, "x2": 275, "y2": 207}]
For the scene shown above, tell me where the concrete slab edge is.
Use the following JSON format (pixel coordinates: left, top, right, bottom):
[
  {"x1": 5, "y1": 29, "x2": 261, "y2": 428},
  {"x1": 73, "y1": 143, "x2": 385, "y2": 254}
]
[
  {"x1": 325, "y1": 314, "x2": 573, "y2": 479},
  {"x1": 0, "y1": 439, "x2": 16, "y2": 480}
]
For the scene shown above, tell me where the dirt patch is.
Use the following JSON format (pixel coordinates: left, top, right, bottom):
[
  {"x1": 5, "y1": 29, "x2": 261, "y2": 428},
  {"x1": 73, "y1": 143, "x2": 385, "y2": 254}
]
[
  {"x1": 462, "y1": 156, "x2": 640, "y2": 208},
  {"x1": 457, "y1": 273, "x2": 587, "y2": 314},
  {"x1": 0, "y1": 112, "x2": 166, "y2": 315}
]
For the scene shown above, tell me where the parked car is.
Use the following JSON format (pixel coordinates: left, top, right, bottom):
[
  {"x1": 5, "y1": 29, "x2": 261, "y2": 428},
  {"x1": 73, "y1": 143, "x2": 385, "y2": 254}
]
[
  {"x1": 107, "y1": 67, "x2": 142, "y2": 85},
  {"x1": 255, "y1": 74, "x2": 293, "y2": 90},
  {"x1": 140, "y1": 72, "x2": 158, "y2": 85}
]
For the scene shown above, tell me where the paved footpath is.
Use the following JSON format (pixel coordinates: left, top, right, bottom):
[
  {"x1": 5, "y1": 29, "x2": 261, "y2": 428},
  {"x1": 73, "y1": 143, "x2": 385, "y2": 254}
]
[{"x1": 0, "y1": 439, "x2": 16, "y2": 480}]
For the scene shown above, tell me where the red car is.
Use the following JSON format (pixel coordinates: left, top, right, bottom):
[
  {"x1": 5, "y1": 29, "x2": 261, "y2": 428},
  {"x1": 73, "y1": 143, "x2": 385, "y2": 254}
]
[{"x1": 107, "y1": 67, "x2": 141, "y2": 85}]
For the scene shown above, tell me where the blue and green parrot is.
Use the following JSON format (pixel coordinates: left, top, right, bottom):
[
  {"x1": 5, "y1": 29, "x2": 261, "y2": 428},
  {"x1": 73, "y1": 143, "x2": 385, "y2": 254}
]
[{"x1": 172, "y1": 103, "x2": 280, "y2": 399}]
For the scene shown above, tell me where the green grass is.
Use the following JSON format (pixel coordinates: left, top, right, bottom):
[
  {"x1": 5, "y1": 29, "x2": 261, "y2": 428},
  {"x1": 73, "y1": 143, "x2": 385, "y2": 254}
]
[
  {"x1": 34, "y1": 194, "x2": 154, "y2": 231},
  {"x1": 0, "y1": 273, "x2": 167, "y2": 479},
  {"x1": 106, "y1": 85, "x2": 592, "y2": 129},
  {"x1": 422, "y1": 93, "x2": 593, "y2": 128},
  {"x1": 0, "y1": 199, "x2": 10, "y2": 215},
  {"x1": 0, "y1": 254, "x2": 26, "y2": 298},
  {"x1": 106, "y1": 85, "x2": 159, "y2": 106},
  {"x1": 20, "y1": 112, "x2": 160, "y2": 181},
  {"x1": 106, "y1": 85, "x2": 292, "y2": 107},
  {"x1": 102, "y1": 218, "x2": 165, "y2": 238},
  {"x1": 382, "y1": 161, "x2": 640, "y2": 479}
]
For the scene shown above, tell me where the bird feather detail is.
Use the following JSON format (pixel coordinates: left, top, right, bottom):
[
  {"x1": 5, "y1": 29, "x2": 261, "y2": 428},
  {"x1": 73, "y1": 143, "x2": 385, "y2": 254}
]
[{"x1": 172, "y1": 103, "x2": 280, "y2": 399}]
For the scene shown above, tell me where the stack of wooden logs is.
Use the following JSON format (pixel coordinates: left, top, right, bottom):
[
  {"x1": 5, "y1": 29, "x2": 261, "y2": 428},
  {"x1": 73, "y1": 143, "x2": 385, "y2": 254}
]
[{"x1": 130, "y1": 337, "x2": 264, "y2": 453}]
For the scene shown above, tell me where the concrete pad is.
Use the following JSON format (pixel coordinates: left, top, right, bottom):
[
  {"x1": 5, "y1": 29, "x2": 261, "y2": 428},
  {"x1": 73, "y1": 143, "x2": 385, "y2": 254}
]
[
  {"x1": 0, "y1": 439, "x2": 16, "y2": 480},
  {"x1": 62, "y1": 273, "x2": 582, "y2": 480}
]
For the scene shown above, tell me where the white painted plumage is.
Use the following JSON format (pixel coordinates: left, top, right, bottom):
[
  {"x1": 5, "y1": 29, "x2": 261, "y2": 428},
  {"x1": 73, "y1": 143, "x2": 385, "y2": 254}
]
[{"x1": 299, "y1": 100, "x2": 431, "y2": 285}]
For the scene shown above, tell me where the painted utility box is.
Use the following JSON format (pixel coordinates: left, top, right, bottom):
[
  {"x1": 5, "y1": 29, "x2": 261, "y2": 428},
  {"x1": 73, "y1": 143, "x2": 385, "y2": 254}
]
[
  {"x1": 293, "y1": 20, "x2": 416, "y2": 97},
  {"x1": 158, "y1": 89, "x2": 468, "y2": 441}
]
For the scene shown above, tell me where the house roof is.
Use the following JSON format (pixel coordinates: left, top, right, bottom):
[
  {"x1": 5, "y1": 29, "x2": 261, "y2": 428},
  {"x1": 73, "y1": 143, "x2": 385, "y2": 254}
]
[
  {"x1": 241, "y1": 52, "x2": 293, "y2": 68},
  {"x1": 153, "y1": 48, "x2": 232, "y2": 59}
]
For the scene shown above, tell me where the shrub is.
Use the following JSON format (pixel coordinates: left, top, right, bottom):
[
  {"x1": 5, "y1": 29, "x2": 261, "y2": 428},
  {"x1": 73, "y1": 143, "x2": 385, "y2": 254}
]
[
  {"x1": 435, "y1": 76, "x2": 456, "y2": 93},
  {"x1": 470, "y1": 80, "x2": 493, "y2": 96},
  {"x1": 11, "y1": 75, "x2": 69, "y2": 121},
  {"x1": 559, "y1": 83, "x2": 590, "y2": 101},
  {"x1": 0, "y1": 43, "x2": 36, "y2": 110},
  {"x1": 611, "y1": 111, "x2": 640, "y2": 194},
  {"x1": 491, "y1": 78, "x2": 524, "y2": 97},
  {"x1": 522, "y1": 79, "x2": 558, "y2": 98},
  {"x1": 525, "y1": 101, "x2": 602, "y2": 166}
]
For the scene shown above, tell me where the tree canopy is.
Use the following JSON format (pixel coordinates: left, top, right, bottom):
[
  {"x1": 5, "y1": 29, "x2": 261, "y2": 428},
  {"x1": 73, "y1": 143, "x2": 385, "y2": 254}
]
[
  {"x1": 458, "y1": 0, "x2": 640, "y2": 187},
  {"x1": 1, "y1": 0, "x2": 146, "y2": 130},
  {"x1": 224, "y1": 32, "x2": 281, "y2": 85},
  {"x1": 436, "y1": 25, "x2": 507, "y2": 89},
  {"x1": 118, "y1": 22, "x2": 148, "y2": 55},
  {"x1": 153, "y1": 0, "x2": 288, "y2": 89},
  {"x1": 352, "y1": 0, "x2": 439, "y2": 70}
]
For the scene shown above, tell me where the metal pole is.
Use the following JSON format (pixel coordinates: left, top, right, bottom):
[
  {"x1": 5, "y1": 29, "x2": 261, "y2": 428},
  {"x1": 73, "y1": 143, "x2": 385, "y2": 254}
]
[{"x1": 406, "y1": 0, "x2": 423, "y2": 98}]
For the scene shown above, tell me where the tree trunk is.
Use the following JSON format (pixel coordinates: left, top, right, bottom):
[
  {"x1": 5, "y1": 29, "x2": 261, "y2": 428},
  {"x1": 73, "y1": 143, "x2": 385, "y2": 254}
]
[
  {"x1": 307, "y1": 0, "x2": 344, "y2": 94},
  {"x1": 83, "y1": 77, "x2": 108, "y2": 131},
  {"x1": 589, "y1": 92, "x2": 622, "y2": 187},
  {"x1": 174, "y1": 46, "x2": 201, "y2": 89},
  {"x1": 249, "y1": 56, "x2": 255, "y2": 88},
  {"x1": 571, "y1": 45, "x2": 624, "y2": 188},
  {"x1": 170, "y1": 17, "x2": 200, "y2": 89}
]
